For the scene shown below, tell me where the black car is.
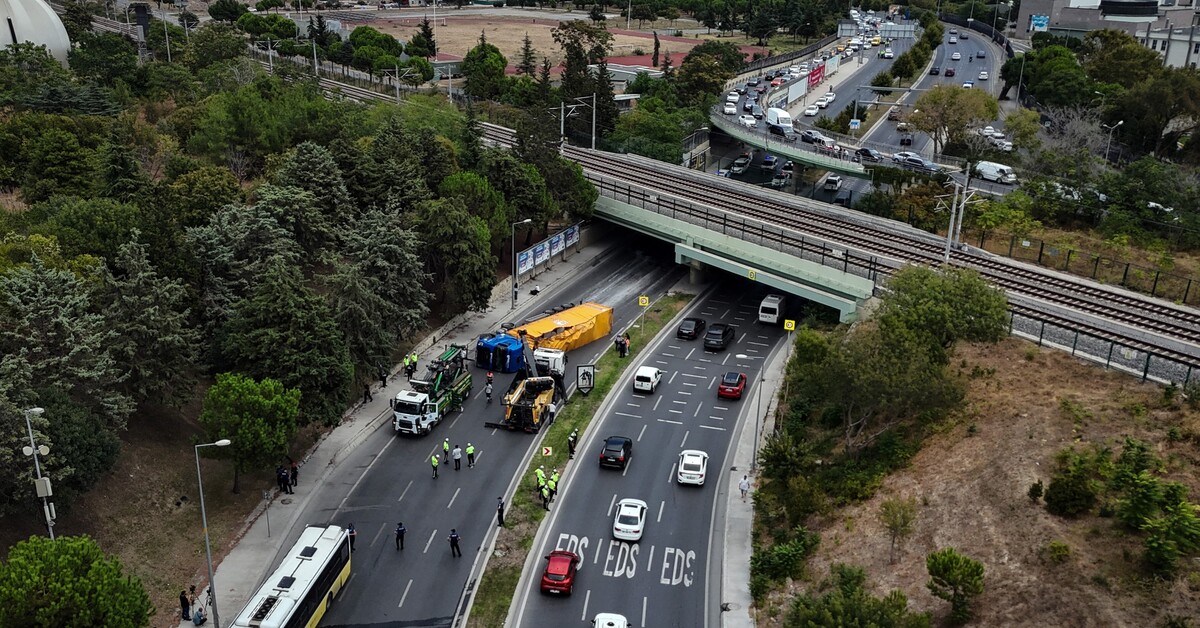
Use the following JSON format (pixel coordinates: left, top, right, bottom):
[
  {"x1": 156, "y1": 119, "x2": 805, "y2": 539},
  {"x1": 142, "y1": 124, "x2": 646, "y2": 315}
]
[
  {"x1": 735, "y1": 84, "x2": 747, "y2": 95},
  {"x1": 703, "y1": 323, "x2": 735, "y2": 351},
  {"x1": 768, "y1": 124, "x2": 796, "y2": 141},
  {"x1": 743, "y1": 100, "x2": 754, "y2": 112},
  {"x1": 599, "y1": 436, "x2": 633, "y2": 469},
  {"x1": 677, "y1": 317, "x2": 707, "y2": 340},
  {"x1": 747, "y1": 77, "x2": 762, "y2": 87},
  {"x1": 800, "y1": 129, "x2": 825, "y2": 144},
  {"x1": 976, "y1": 50, "x2": 985, "y2": 59},
  {"x1": 930, "y1": 66, "x2": 940, "y2": 75},
  {"x1": 853, "y1": 147, "x2": 883, "y2": 163},
  {"x1": 752, "y1": 105, "x2": 764, "y2": 119}
]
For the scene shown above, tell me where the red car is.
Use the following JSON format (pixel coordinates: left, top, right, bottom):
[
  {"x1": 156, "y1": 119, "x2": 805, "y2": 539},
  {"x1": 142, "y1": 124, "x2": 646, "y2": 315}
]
[
  {"x1": 540, "y1": 550, "x2": 580, "y2": 595},
  {"x1": 718, "y1": 371, "x2": 747, "y2": 400}
]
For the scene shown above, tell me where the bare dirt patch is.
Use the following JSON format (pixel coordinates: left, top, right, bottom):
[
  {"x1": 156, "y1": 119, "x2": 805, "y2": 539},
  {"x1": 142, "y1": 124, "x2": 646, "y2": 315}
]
[
  {"x1": 762, "y1": 338, "x2": 1200, "y2": 626},
  {"x1": 373, "y1": 15, "x2": 702, "y2": 64}
]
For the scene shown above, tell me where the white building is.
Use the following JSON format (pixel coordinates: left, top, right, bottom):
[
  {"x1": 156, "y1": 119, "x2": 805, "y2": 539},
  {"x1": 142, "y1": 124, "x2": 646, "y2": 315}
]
[{"x1": 0, "y1": 0, "x2": 72, "y2": 64}]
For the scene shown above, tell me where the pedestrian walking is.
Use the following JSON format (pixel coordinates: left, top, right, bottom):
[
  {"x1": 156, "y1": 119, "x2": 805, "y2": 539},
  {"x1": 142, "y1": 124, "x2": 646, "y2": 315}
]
[
  {"x1": 275, "y1": 466, "x2": 286, "y2": 493},
  {"x1": 289, "y1": 461, "x2": 298, "y2": 488},
  {"x1": 466, "y1": 443, "x2": 476, "y2": 467},
  {"x1": 363, "y1": 384, "x2": 373, "y2": 404},
  {"x1": 547, "y1": 477, "x2": 557, "y2": 502},
  {"x1": 452, "y1": 445, "x2": 463, "y2": 471},
  {"x1": 443, "y1": 438, "x2": 450, "y2": 459},
  {"x1": 180, "y1": 590, "x2": 191, "y2": 621},
  {"x1": 448, "y1": 529, "x2": 462, "y2": 557},
  {"x1": 568, "y1": 430, "x2": 577, "y2": 459},
  {"x1": 431, "y1": 454, "x2": 439, "y2": 479},
  {"x1": 541, "y1": 485, "x2": 551, "y2": 511},
  {"x1": 739, "y1": 475, "x2": 751, "y2": 501},
  {"x1": 348, "y1": 523, "x2": 357, "y2": 552},
  {"x1": 378, "y1": 363, "x2": 388, "y2": 387},
  {"x1": 496, "y1": 497, "x2": 505, "y2": 527},
  {"x1": 395, "y1": 522, "x2": 406, "y2": 550},
  {"x1": 485, "y1": 381, "x2": 493, "y2": 404}
]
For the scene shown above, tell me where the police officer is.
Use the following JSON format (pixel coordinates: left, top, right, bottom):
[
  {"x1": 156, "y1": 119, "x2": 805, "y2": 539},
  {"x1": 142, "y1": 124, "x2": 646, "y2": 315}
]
[
  {"x1": 443, "y1": 438, "x2": 451, "y2": 460},
  {"x1": 541, "y1": 484, "x2": 551, "y2": 511},
  {"x1": 567, "y1": 430, "x2": 577, "y2": 459},
  {"x1": 448, "y1": 529, "x2": 462, "y2": 557},
  {"x1": 550, "y1": 468, "x2": 560, "y2": 486},
  {"x1": 395, "y1": 522, "x2": 406, "y2": 550},
  {"x1": 496, "y1": 497, "x2": 505, "y2": 527},
  {"x1": 547, "y1": 476, "x2": 557, "y2": 503},
  {"x1": 431, "y1": 453, "x2": 439, "y2": 479},
  {"x1": 466, "y1": 443, "x2": 476, "y2": 468},
  {"x1": 534, "y1": 465, "x2": 546, "y2": 492}
]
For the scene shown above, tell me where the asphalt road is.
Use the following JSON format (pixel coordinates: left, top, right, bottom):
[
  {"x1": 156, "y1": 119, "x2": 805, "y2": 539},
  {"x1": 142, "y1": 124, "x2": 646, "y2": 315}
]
[
  {"x1": 511, "y1": 282, "x2": 789, "y2": 628},
  {"x1": 275, "y1": 236, "x2": 686, "y2": 628}
]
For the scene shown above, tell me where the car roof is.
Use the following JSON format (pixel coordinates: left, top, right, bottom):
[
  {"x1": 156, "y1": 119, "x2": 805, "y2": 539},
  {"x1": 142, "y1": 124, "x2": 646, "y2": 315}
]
[
  {"x1": 593, "y1": 613, "x2": 630, "y2": 627},
  {"x1": 709, "y1": 322, "x2": 729, "y2": 330},
  {"x1": 605, "y1": 435, "x2": 632, "y2": 444}
]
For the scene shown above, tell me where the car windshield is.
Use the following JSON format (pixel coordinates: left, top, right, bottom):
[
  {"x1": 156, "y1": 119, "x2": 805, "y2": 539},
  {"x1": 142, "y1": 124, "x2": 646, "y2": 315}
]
[
  {"x1": 618, "y1": 513, "x2": 640, "y2": 525},
  {"x1": 681, "y1": 320, "x2": 697, "y2": 330},
  {"x1": 394, "y1": 401, "x2": 423, "y2": 415},
  {"x1": 707, "y1": 326, "x2": 726, "y2": 336}
]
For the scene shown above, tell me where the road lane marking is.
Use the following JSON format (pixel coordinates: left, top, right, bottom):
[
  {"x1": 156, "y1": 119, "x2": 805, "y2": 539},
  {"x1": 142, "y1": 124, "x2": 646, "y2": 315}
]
[
  {"x1": 667, "y1": 344, "x2": 682, "y2": 350},
  {"x1": 647, "y1": 544, "x2": 655, "y2": 572},
  {"x1": 748, "y1": 341, "x2": 769, "y2": 347},
  {"x1": 672, "y1": 400, "x2": 687, "y2": 405},
  {"x1": 654, "y1": 360, "x2": 669, "y2": 366},
  {"x1": 657, "y1": 501, "x2": 664, "y2": 522},
  {"x1": 626, "y1": 402, "x2": 641, "y2": 407},
  {"x1": 686, "y1": 348, "x2": 695, "y2": 360},
  {"x1": 623, "y1": 461, "x2": 630, "y2": 477},
  {"x1": 722, "y1": 354, "x2": 730, "y2": 365},
  {"x1": 694, "y1": 404, "x2": 702, "y2": 417},
  {"x1": 713, "y1": 405, "x2": 729, "y2": 410},
  {"x1": 658, "y1": 418, "x2": 683, "y2": 424},
  {"x1": 370, "y1": 523, "x2": 386, "y2": 549},
  {"x1": 397, "y1": 480, "x2": 413, "y2": 503},
  {"x1": 668, "y1": 463, "x2": 676, "y2": 483},
  {"x1": 680, "y1": 430, "x2": 690, "y2": 447},
  {"x1": 699, "y1": 425, "x2": 727, "y2": 431},
  {"x1": 581, "y1": 590, "x2": 591, "y2": 622},
  {"x1": 679, "y1": 390, "x2": 692, "y2": 396},
  {"x1": 669, "y1": 409, "x2": 683, "y2": 414},
  {"x1": 447, "y1": 487, "x2": 461, "y2": 509},
  {"x1": 682, "y1": 382, "x2": 697, "y2": 387},
  {"x1": 637, "y1": 424, "x2": 647, "y2": 441},
  {"x1": 594, "y1": 539, "x2": 604, "y2": 565},
  {"x1": 423, "y1": 529, "x2": 437, "y2": 553},
  {"x1": 615, "y1": 412, "x2": 641, "y2": 418},
  {"x1": 447, "y1": 413, "x2": 461, "y2": 429},
  {"x1": 653, "y1": 397, "x2": 663, "y2": 411},
  {"x1": 642, "y1": 596, "x2": 648, "y2": 626},
  {"x1": 710, "y1": 377, "x2": 717, "y2": 388},
  {"x1": 398, "y1": 579, "x2": 412, "y2": 608},
  {"x1": 668, "y1": 371, "x2": 678, "y2": 384},
  {"x1": 708, "y1": 416, "x2": 725, "y2": 421},
  {"x1": 681, "y1": 373, "x2": 707, "y2": 379},
  {"x1": 720, "y1": 307, "x2": 731, "y2": 318},
  {"x1": 337, "y1": 433, "x2": 397, "y2": 512}
]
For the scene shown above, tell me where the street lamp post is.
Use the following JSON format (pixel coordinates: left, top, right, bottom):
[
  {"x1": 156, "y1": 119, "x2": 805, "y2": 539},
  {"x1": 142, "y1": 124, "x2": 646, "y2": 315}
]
[
  {"x1": 1103, "y1": 120, "x2": 1124, "y2": 160},
  {"x1": 736, "y1": 354, "x2": 765, "y2": 471},
  {"x1": 195, "y1": 439, "x2": 232, "y2": 628},
  {"x1": 511, "y1": 218, "x2": 532, "y2": 310},
  {"x1": 22, "y1": 407, "x2": 55, "y2": 539}
]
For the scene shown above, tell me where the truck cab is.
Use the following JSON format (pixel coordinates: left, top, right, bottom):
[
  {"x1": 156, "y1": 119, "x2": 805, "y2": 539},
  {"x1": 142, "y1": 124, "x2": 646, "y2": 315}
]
[{"x1": 392, "y1": 390, "x2": 436, "y2": 435}]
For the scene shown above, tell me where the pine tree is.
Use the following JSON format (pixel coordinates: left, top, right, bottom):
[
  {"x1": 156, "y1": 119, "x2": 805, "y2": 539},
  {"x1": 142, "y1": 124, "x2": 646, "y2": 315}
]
[
  {"x1": 275, "y1": 141, "x2": 355, "y2": 234},
  {"x1": 517, "y1": 32, "x2": 537, "y2": 75},
  {"x1": 95, "y1": 132, "x2": 147, "y2": 203},
  {"x1": 461, "y1": 100, "x2": 484, "y2": 170},
  {"x1": 536, "y1": 56, "x2": 555, "y2": 105},
  {"x1": 344, "y1": 208, "x2": 430, "y2": 338},
  {"x1": 321, "y1": 260, "x2": 400, "y2": 370},
  {"x1": 592, "y1": 58, "x2": 620, "y2": 138},
  {"x1": 659, "y1": 51, "x2": 675, "y2": 79},
  {"x1": 651, "y1": 31, "x2": 660, "y2": 68},
  {"x1": 414, "y1": 198, "x2": 497, "y2": 311}
]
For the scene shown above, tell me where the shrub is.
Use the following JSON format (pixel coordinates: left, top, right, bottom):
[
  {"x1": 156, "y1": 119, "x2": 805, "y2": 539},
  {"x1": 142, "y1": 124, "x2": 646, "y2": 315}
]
[
  {"x1": 1044, "y1": 471, "x2": 1097, "y2": 517},
  {"x1": 926, "y1": 547, "x2": 985, "y2": 625},
  {"x1": 1027, "y1": 479, "x2": 1044, "y2": 502},
  {"x1": 750, "y1": 527, "x2": 820, "y2": 582},
  {"x1": 1045, "y1": 540, "x2": 1071, "y2": 564}
]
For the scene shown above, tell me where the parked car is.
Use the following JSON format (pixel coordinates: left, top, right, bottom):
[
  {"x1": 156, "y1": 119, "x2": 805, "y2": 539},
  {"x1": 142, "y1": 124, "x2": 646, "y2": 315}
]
[
  {"x1": 703, "y1": 323, "x2": 735, "y2": 351},
  {"x1": 804, "y1": 104, "x2": 820, "y2": 117},
  {"x1": 729, "y1": 155, "x2": 751, "y2": 174},
  {"x1": 760, "y1": 154, "x2": 777, "y2": 171},
  {"x1": 676, "y1": 317, "x2": 706, "y2": 340},
  {"x1": 823, "y1": 174, "x2": 843, "y2": 191},
  {"x1": 541, "y1": 551, "x2": 580, "y2": 595},
  {"x1": 599, "y1": 436, "x2": 633, "y2": 469},
  {"x1": 780, "y1": 160, "x2": 795, "y2": 176},
  {"x1": 769, "y1": 172, "x2": 790, "y2": 187}
]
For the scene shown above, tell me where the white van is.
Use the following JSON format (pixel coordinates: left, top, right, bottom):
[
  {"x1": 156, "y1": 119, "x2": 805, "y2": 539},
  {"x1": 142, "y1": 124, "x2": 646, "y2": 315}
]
[
  {"x1": 766, "y1": 107, "x2": 792, "y2": 127},
  {"x1": 758, "y1": 294, "x2": 786, "y2": 324},
  {"x1": 974, "y1": 160, "x2": 1017, "y2": 184},
  {"x1": 632, "y1": 366, "x2": 662, "y2": 393}
]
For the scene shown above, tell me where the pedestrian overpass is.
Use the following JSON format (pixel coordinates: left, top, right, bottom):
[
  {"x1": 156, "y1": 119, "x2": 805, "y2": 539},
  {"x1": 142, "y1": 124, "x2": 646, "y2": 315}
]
[
  {"x1": 710, "y1": 116, "x2": 870, "y2": 179},
  {"x1": 589, "y1": 179, "x2": 879, "y2": 323}
]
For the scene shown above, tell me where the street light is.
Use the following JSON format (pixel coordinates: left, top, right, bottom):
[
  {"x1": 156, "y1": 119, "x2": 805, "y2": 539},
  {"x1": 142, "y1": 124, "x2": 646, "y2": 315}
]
[
  {"x1": 22, "y1": 407, "x2": 55, "y2": 539},
  {"x1": 195, "y1": 439, "x2": 231, "y2": 628},
  {"x1": 735, "y1": 354, "x2": 766, "y2": 471},
  {"x1": 511, "y1": 218, "x2": 532, "y2": 310},
  {"x1": 992, "y1": 1, "x2": 1012, "y2": 34},
  {"x1": 1103, "y1": 120, "x2": 1124, "y2": 160}
]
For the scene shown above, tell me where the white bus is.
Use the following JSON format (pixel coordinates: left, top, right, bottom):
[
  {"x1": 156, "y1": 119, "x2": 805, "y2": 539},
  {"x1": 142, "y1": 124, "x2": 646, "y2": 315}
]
[{"x1": 231, "y1": 524, "x2": 351, "y2": 628}]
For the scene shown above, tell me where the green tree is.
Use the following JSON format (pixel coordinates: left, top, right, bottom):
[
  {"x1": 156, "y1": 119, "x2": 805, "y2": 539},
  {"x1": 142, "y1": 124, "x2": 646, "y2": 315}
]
[
  {"x1": 209, "y1": 0, "x2": 249, "y2": 21},
  {"x1": 32, "y1": 196, "x2": 142, "y2": 264},
  {"x1": 461, "y1": 31, "x2": 509, "y2": 101},
  {"x1": 881, "y1": 497, "x2": 919, "y2": 564},
  {"x1": 179, "y1": 10, "x2": 201, "y2": 29},
  {"x1": 1142, "y1": 496, "x2": 1200, "y2": 575},
  {"x1": 652, "y1": 31, "x2": 661, "y2": 68},
  {"x1": 876, "y1": 266, "x2": 1008, "y2": 362},
  {"x1": 926, "y1": 547, "x2": 985, "y2": 624},
  {"x1": 218, "y1": 257, "x2": 352, "y2": 425},
  {"x1": 58, "y1": 0, "x2": 101, "y2": 42},
  {"x1": 0, "y1": 535, "x2": 152, "y2": 627},
  {"x1": 168, "y1": 165, "x2": 243, "y2": 230},
  {"x1": 20, "y1": 128, "x2": 96, "y2": 203},
  {"x1": 909, "y1": 85, "x2": 1000, "y2": 155},
  {"x1": 785, "y1": 563, "x2": 931, "y2": 628},
  {"x1": 1003, "y1": 108, "x2": 1042, "y2": 154},
  {"x1": 343, "y1": 207, "x2": 430, "y2": 338},
  {"x1": 321, "y1": 261, "x2": 398, "y2": 370},
  {"x1": 414, "y1": 197, "x2": 496, "y2": 311},
  {"x1": 274, "y1": 141, "x2": 354, "y2": 234},
  {"x1": 199, "y1": 372, "x2": 300, "y2": 493},
  {"x1": 1079, "y1": 29, "x2": 1162, "y2": 90},
  {"x1": 439, "y1": 172, "x2": 512, "y2": 250},
  {"x1": 517, "y1": 32, "x2": 538, "y2": 76},
  {"x1": 677, "y1": 51, "x2": 734, "y2": 106},
  {"x1": 68, "y1": 32, "x2": 139, "y2": 88},
  {"x1": 184, "y1": 22, "x2": 247, "y2": 72},
  {"x1": 744, "y1": 7, "x2": 776, "y2": 45},
  {"x1": 684, "y1": 40, "x2": 745, "y2": 75},
  {"x1": 0, "y1": 43, "x2": 72, "y2": 108},
  {"x1": 972, "y1": 191, "x2": 1042, "y2": 242},
  {"x1": 97, "y1": 237, "x2": 199, "y2": 405},
  {"x1": 408, "y1": 18, "x2": 437, "y2": 58},
  {"x1": 479, "y1": 149, "x2": 557, "y2": 231},
  {"x1": 94, "y1": 134, "x2": 148, "y2": 203}
]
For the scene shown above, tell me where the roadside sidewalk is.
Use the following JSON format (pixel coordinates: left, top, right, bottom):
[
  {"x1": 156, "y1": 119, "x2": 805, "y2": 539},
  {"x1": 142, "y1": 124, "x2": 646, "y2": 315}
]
[{"x1": 178, "y1": 225, "x2": 618, "y2": 628}]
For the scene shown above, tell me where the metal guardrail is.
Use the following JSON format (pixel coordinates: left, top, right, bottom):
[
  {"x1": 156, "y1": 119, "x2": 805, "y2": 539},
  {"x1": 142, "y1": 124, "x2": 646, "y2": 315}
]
[{"x1": 711, "y1": 115, "x2": 867, "y2": 174}]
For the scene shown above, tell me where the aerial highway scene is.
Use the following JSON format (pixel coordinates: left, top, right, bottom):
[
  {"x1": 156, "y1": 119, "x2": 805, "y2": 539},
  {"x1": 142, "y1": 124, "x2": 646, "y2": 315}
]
[{"x1": 0, "y1": 0, "x2": 1198, "y2": 627}]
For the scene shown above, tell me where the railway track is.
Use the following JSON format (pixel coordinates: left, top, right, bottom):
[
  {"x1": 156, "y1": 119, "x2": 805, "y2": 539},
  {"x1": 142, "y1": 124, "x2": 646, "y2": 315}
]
[{"x1": 480, "y1": 123, "x2": 1200, "y2": 359}]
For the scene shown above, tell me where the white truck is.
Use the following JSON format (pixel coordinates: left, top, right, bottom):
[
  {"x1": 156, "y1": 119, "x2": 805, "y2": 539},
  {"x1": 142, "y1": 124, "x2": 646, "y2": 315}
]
[
  {"x1": 974, "y1": 161, "x2": 1017, "y2": 184},
  {"x1": 765, "y1": 107, "x2": 792, "y2": 128},
  {"x1": 533, "y1": 347, "x2": 566, "y2": 378}
]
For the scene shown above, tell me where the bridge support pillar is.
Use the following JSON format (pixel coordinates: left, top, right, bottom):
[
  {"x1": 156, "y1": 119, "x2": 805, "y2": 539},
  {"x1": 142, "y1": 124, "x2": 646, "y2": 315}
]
[{"x1": 688, "y1": 260, "x2": 708, "y2": 285}]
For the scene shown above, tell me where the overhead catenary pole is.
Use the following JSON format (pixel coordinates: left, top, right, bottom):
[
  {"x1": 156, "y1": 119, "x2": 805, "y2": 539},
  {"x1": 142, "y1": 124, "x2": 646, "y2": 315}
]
[
  {"x1": 591, "y1": 92, "x2": 597, "y2": 150},
  {"x1": 22, "y1": 408, "x2": 54, "y2": 540}
]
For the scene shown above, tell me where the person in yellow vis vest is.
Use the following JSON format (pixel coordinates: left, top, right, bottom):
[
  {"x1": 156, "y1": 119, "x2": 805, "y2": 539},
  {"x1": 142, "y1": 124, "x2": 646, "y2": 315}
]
[
  {"x1": 547, "y1": 477, "x2": 557, "y2": 502},
  {"x1": 541, "y1": 484, "x2": 551, "y2": 510},
  {"x1": 534, "y1": 465, "x2": 546, "y2": 492},
  {"x1": 431, "y1": 453, "x2": 439, "y2": 479},
  {"x1": 443, "y1": 438, "x2": 450, "y2": 459},
  {"x1": 550, "y1": 469, "x2": 560, "y2": 485},
  {"x1": 466, "y1": 443, "x2": 476, "y2": 468}
]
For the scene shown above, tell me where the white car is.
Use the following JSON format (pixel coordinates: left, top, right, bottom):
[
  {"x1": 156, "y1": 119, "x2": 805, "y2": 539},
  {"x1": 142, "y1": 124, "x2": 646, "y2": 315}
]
[
  {"x1": 978, "y1": 71, "x2": 989, "y2": 81},
  {"x1": 883, "y1": 48, "x2": 894, "y2": 58},
  {"x1": 677, "y1": 450, "x2": 709, "y2": 485},
  {"x1": 892, "y1": 150, "x2": 919, "y2": 163},
  {"x1": 979, "y1": 126, "x2": 996, "y2": 136},
  {"x1": 994, "y1": 140, "x2": 1014, "y2": 152},
  {"x1": 593, "y1": 614, "x2": 631, "y2": 628},
  {"x1": 613, "y1": 498, "x2": 648, "y2": 541},
  {"x1": 816, "y1": 96, "x2": 831, "y2": 108},
  {"x1": 949, "y1": 36, "x2": 957, "y2": 44},
  {"x1": 632, "y1": 366, "x2": 662, "y2": 393},
  {"x1": 738, "y1": 114, "x2": 757, "y2": 128},
  {"x1": 824, "y1": 90, "x2": 836, "y2": 102},
  {"x1": 723, "y1": 102, "x2": 737, "y2": 115},
  {"x1": 725, "y1": 91, "x2": 739, "y2": 103},
  {"x1": 804, "y1": 105, "x2": 820, "y2": 116},
  {"x1": 962, "y1": 81, "x2": 974, "y2": 89},
  {"x1": 951, "y1": 52, "x2": 962, "y2": 61}
]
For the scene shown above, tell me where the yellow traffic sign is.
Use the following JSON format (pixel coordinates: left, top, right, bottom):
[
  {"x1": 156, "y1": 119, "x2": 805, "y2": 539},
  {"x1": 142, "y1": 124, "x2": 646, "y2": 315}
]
[
  {"x1": 542, "y1": 447, "x2": 553, "y2": 456},
  {"x1": 783, "y1": 319, "x2": 796, "y2": 331},
  {"x1": 638, "y1": 295, "x2": 649, "y2": 307},
  {"x1": 748, "y1": 269, "x2": 757, "y2": 281}
]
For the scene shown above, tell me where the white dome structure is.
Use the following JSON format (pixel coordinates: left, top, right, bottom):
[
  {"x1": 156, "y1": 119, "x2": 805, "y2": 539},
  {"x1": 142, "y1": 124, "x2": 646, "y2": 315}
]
[{"x1": 0, "y1": 0, "x2": 72, "y2": 65}]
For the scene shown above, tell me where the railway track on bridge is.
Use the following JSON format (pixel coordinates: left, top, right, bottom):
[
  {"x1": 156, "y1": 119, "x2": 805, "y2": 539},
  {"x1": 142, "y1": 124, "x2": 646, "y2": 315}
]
[{"x1": 480, "y1": 123, "x2": 1200, "y2": 365}]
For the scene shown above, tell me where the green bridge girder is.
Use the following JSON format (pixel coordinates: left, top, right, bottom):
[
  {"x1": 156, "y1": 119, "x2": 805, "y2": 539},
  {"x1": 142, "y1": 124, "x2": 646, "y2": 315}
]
[
  {"x1": 595, "y1": 197, "x2": 874, "y2": 322},
  {"x1": 710, "y1": 116, "x2": 871, "y2": 179}
]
